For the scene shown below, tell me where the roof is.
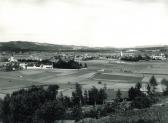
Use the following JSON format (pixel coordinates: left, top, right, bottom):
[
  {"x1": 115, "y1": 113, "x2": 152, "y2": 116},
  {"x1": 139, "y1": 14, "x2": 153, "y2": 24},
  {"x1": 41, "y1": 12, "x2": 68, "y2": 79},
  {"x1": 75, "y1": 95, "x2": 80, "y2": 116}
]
[
  {"x1": 141, "y1": 76, "x2": 166, "y2": 93},
  {"x1": 141, "y1": 84, "x2": 166, "y2": 93},
  {"x1": 142, "y1": 76, "x2": 163, "y2": 83}
]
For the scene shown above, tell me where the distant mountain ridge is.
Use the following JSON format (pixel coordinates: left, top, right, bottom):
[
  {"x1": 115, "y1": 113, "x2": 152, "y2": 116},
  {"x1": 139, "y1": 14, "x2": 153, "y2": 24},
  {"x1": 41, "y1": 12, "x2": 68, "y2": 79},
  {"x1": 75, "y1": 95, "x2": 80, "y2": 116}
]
[
  {"x1": 0, "y1": 41, "x2": 84, "y2": 51},
  {"x1": 0, "y1": 41, "x2": 119, "y2": 52},
  {"x1": 0, "y1": 41, "x2": 167, "y2": 52}
]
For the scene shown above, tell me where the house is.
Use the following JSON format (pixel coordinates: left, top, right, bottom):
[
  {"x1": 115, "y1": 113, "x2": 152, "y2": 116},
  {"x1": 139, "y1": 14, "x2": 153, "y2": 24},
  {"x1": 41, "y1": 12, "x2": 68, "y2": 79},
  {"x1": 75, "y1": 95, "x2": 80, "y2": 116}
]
[
  {"x1": 41, "y1": 64, "x2": 53, "y2": 69},
  {"x1": 27, "y1": 65, "x2": 41, "y2": 69},
  {"x1": 19, "y1": 63, "x2": 27, "y2": 69},
  {"x1": 8, "y1": 56, "x2": 17, "y2": 62},
  {"x1": 140, "y1": 76, "x2": 166, "y2": 93}
]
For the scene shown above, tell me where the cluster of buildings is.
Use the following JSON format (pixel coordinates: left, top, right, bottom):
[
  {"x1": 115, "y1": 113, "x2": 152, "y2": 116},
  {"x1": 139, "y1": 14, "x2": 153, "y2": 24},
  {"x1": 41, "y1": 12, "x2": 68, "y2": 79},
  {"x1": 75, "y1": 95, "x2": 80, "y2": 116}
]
[
  {"x1": 120, "y1": 50, "x2": 167, "y2": 61},
  {"x1": 0, "y1": 55, "x2": 54, "y2": 71},
  {"x1": 0, "y1": 52, "x2": 88, "y2": 71},
  {"x1": 20, "y1": 63, "x2": 53, "y2": 70}
]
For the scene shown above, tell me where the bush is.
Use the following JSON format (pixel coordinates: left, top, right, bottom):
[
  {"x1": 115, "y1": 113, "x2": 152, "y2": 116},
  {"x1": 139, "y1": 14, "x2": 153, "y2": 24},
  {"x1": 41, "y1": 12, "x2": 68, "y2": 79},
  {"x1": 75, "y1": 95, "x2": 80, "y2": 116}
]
[{"x1": 131, "y1": 95, "x2": 152, "y2": 109}]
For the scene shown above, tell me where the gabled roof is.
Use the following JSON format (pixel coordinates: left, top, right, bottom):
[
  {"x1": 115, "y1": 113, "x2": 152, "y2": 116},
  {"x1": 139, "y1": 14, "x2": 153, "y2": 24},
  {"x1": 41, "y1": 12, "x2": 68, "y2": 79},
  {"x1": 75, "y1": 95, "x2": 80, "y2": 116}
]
[{"x1": 142, "y1": 76, "x2": 163, "y2": 83}]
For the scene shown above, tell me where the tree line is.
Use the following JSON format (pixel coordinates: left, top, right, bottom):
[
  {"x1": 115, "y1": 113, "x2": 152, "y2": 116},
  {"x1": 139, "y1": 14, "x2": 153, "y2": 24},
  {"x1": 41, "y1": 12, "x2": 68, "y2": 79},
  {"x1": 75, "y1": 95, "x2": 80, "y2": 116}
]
[
  {"x1": 0, "y1": 84, "x2": 106, "y2": 123},
  {"x1": 0, "y1": 76, "x2": 167, "y2": 123},
  {"x1": 0, "y1": 85, "x2": 65, "y2": 123},
  {"x1": 121, "y1": 55, "x2": 150, "y2": 62}
]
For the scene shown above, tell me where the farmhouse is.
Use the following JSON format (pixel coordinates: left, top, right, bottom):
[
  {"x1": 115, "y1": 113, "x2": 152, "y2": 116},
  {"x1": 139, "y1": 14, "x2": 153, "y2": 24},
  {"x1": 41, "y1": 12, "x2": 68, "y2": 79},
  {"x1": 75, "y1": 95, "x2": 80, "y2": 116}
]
[
  {"x1": 140, "y1": 76, "x2": 166, "y2": 93},
  {"x1": 26, "y1": 64, "x2": 53, "y2": 69},
  {"x1": 19, "y1": 63, "x2": 27, "y2": 69},
  {"x1": 8, "y1": 56, "x2": 17, "y2": 62},
  {"x1": 41, "y1": 64, "x2": 53, "y2": 69}
]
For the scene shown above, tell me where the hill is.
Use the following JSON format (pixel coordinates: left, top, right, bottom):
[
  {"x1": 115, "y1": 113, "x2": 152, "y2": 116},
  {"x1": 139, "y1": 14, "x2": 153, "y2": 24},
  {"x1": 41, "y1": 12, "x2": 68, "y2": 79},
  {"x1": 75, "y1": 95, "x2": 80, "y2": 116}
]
[
  {"x1": 0, "y1": 41, "x2": 117, "y2": 52},
  {"x1": 0, "y1": 41, "x2": 167, "y2": 52},
  {"x1": 0, "y1": 41, "x2": 76, "y2": 52}
]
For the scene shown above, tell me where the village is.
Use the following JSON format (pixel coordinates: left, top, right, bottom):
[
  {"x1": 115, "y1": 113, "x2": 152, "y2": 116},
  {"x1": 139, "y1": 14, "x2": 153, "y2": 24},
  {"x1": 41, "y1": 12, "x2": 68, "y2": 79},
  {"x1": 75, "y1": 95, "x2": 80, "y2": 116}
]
[
  {"x1": 0, "y1": 48, "x2": 168, "y2": 123},
  {"x1": 0, "y1": 47, "x2": 167, "y2": 71}
]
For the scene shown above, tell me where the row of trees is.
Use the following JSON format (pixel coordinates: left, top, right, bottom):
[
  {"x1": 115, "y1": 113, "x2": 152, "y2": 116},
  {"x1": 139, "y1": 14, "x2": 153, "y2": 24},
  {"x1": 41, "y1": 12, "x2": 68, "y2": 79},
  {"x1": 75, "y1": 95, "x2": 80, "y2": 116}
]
[
  {"x1": 0, "y1": 84, "x2": 107, "y2": 123},
  {"x1": 121, "y1": 55, "x2": 150, "y2": 62},
  {"x1": 0, "y1": 85, "x2": 65, "y2": 123},
  {"x1": 53, "y1": 59, "x2": 87, "y2": 69},
  {"x1": 0, "y1": 77, "x2": 163, "y2": 123},
  {"x1": 71, "y1": 84, "x2": 107, "y2": 106}
]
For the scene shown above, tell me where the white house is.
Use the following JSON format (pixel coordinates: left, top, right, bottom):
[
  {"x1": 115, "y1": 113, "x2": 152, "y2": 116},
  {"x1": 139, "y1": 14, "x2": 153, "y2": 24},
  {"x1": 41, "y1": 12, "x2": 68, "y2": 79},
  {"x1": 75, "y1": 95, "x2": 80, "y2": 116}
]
[
  {"x1": 8, "y1": 56, "x2": 17, "y2": 62},
  {"x1": 19, "y1": 63, "x2": 27, "y2": 69},
  {"x1": 140, "y1": 76, "x2": 166, "y2": 93},
  {"x1": 27, "y1": 65, "x2": 41, "y2": 69},
  {"x1": 26, "y1": 64, "x2": 53, "y2": 70},
  {"x1": 41, "y1": 64, "x2": 53, "y2": 69}
]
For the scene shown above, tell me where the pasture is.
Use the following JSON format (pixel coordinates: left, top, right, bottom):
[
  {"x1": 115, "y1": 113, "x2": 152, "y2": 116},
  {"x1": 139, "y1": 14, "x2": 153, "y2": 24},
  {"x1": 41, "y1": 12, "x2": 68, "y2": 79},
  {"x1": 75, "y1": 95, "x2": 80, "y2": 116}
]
[{"x1": 1, "y1": 60, "x2": 168, "y2": 98}]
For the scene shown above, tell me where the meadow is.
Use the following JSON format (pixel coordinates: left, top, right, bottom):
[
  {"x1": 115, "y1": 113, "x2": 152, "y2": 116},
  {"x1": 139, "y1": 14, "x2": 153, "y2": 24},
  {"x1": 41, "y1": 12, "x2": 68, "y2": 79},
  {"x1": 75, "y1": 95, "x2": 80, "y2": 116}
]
[{"x1": 1, "y1": 59, "x2": 168, "y2": 98}]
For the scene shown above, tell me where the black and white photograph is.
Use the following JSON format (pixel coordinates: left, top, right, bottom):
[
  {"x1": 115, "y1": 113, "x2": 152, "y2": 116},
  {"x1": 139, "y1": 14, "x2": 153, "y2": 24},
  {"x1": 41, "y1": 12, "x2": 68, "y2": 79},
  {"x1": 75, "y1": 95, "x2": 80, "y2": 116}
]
[{"x1": 0, "y1": 0, "x2": 168, "y2": 123}]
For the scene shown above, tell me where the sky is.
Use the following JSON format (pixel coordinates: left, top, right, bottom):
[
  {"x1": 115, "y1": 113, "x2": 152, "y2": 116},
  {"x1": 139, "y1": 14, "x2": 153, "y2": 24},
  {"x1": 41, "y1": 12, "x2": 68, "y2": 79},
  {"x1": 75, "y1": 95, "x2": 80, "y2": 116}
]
[{"x1": 0, "y1": 0, "x2": 168, "y2": 47}]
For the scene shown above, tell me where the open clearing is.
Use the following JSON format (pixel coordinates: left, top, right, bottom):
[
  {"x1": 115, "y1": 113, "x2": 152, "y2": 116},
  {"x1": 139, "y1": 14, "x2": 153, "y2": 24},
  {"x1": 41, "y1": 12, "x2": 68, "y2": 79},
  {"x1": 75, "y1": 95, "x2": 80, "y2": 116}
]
[{"x1": 1, "y1": 60, "x2": 168, "y2": 98}]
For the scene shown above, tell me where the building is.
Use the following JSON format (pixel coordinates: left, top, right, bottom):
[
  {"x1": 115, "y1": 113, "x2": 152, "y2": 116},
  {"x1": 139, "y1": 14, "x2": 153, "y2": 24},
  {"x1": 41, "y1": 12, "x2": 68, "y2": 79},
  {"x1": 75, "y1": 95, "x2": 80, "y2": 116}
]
[
  {"x1": 26, "y1": 64, "x2": 53, "y2": 70},
  {"x1": 41, "y1": 64, "x2": 53, "y2": 69},
  {"x1": 19, "y1": 63, "x2": 27, "y2": 69},
  {"x1": 140, "y1": 76, "x2": 166, "y2": 93},
  {"x1": 151, "y1": 53, "x2": 166, "y2": 60},
  {"x1": 8, "y1": 56, "x2": 17, "y2": 62},
  {"x1": 26, "y1": 65, "x2": 41, "y2": 69}
]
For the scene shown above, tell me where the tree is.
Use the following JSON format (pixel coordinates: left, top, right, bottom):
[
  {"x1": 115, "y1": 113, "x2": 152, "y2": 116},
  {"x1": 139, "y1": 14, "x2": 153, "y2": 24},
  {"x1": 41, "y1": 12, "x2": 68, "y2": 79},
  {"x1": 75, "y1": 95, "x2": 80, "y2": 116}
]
[
  {"x1": 149, "y1": 75, "x2": 157, "y2": 93},
  {"x1": 72, "y1": 83, "x2": 83, "y2": 106},
  {"x1": 116, "y1": 89, "x2": 122, "y2": 101},
  {"x1": 75, "y1": 83, "x2": 83, "y2": 105},
  {"x1": 72, "y1": 91, "x2": 80, "y2": 106},
  {"x1": 53, "y1": 59, "x2": 83, "y2": 69},
  {"x1": 135, "y1": 82, "x2": 141, "y2": 90},
  {"x1": 83, "y1": 90, "x2": 88, "y2": 105},
  {"x1": 97, "y1": 88, "x2": 107, "y2": 104},
  {"x1": 163, "y1": 85, "x2": 168, "y2": 96},
  {"x1": 88, "y1": 86, "x2": 98, "y2": 105},
  {"x1": 131, "y1": 95, "x2": 152, "y2": 109},
  {"x1": 59, "y1": 92, "x2": 64, "y2": 103},
  {"x1": 47, "y1": 85, "x2": 59, "y2": 100},
  {"x1": 0, "y1": 85, "x2": 60, "y2": 123},
  {"x1": 147, "y1": 84, "x2": 151, "y2": 95},
  {"x1": 0, "y1": 98, "x2": 2, "y2": 121},
  {"x1": 63, "y1": 96, "x2": 72, "y2": 108},
  {"x1": 162, "y1": 79, "x2": 168, "y2": 95},
  {"x1": 128, "y1": 86, "x2": 144, "y2": 101},
  {"x1": 34, "y1": 100, "x2": 65, "y2": 123},
  {"x1": 128, "y1": 87, "x2": 136, "y2": 100},
  {"x1": 1, "y1": 94, "x2": 11, "y2": 123},
  {"x1": 72, "y1": 105, "x2": 83, "y2": 122}
]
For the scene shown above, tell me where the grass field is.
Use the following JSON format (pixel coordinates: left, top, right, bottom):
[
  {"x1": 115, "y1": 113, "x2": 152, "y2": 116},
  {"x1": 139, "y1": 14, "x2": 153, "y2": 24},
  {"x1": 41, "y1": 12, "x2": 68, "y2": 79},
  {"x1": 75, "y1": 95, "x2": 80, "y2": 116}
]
[
  {"x1": 93, "y1": 73, "x2": 142, "y2": 83},
  {"x1": 1, "y1": 60, "x2": 168, "y2": 98}
]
